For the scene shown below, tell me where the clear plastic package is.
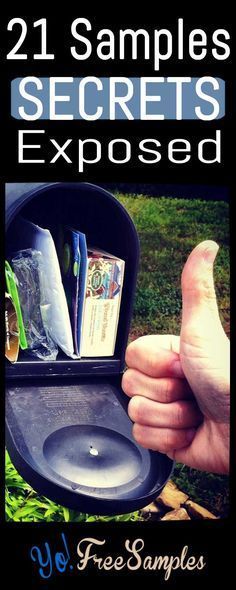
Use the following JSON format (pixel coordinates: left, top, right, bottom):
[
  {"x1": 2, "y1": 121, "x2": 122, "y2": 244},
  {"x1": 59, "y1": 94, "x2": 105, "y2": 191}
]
[
  {"x1": 12, "y1": 249, "x2": 58, "y2": 361},
  {"x1": 11, "y1": 217, "x2": 75, "y2": 358}
]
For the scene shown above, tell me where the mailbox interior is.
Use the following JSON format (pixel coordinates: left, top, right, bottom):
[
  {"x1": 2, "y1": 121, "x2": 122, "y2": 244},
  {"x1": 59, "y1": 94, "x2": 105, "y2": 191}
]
[{"x1": 6, "y1": 183, "x2": 139, "y2": 378}]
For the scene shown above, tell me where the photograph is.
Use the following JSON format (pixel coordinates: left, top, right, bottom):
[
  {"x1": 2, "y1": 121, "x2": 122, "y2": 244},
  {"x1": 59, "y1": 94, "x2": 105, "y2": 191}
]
[{"x1": 5, "y1": 182, "x2": 230, "y2": 523}]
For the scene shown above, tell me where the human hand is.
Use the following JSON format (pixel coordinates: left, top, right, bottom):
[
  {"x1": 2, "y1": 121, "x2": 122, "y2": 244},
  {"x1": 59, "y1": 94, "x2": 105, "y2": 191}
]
[{"x1": 122, "y1": 241, "x2": 230, "y2": 474}]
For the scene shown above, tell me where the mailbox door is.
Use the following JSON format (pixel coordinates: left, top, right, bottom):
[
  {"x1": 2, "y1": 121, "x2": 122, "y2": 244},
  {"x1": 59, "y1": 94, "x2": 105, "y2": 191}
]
[{"x1": 6, "y1": 376, "x2": 174, "y2": 515}]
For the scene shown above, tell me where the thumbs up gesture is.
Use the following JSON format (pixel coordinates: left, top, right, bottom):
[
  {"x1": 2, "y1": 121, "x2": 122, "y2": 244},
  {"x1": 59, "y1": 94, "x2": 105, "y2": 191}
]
[{"x1": 122, "y1": 241, "x2": 230, "y2": 474}]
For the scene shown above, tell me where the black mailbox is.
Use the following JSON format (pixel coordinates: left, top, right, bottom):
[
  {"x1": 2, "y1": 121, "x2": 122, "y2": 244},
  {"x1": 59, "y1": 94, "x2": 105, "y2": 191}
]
[{"x1": 5, "y1": 182, "x2": 173, "y2": 515}]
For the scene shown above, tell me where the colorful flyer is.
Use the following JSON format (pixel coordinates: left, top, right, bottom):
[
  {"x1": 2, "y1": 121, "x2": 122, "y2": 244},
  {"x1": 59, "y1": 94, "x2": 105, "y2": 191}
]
[{"x1": 81, "y1": 250, "x2": 125, "y2": 357}]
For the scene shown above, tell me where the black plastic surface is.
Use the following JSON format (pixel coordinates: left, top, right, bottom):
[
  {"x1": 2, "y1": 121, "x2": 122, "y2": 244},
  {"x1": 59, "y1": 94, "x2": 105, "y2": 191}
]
[
  {"x1": 6, "y1": 378, "x2": 174, "y2": 514},
  {"x1": 6, "y1": 353, "x2": 121, "y2": 379}
]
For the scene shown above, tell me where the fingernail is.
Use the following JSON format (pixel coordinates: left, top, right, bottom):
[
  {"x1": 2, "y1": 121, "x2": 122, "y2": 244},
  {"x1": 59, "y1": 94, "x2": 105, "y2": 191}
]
[
  {"x1": 171, "y1": 360, "x2": 185, "y2": 378},
  {"x1": 186, "y1": 428, "x2": 196, "y2": 443},
  {"x1": 203, "y1": 242, "x2": 219, "y2": 265}
]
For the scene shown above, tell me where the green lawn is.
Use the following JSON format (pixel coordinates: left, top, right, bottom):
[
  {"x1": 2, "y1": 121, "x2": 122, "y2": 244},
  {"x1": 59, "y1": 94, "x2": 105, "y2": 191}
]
[{"x1": 5, "y1": 194, "x2": 229, "y2": 522}]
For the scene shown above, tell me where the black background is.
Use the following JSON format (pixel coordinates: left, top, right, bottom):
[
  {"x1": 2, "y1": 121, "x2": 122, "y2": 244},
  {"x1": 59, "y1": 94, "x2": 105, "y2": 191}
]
[{"x1": 0, "y1": 11, "x2": 234, "y2": 588}]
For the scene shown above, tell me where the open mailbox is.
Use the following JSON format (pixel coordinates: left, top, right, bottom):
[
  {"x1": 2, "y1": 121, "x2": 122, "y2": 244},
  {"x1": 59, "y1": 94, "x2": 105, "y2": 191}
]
[{"x1": 5, "y1": 182, "x2": 173, "y2": 515}]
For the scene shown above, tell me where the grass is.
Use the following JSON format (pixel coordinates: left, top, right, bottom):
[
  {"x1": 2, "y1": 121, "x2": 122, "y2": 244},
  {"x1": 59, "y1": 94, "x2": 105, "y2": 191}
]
[
  {"x1": 5, "y1": 193, "x2": 229, "y2": 521},
  {"x1": 5, "y1": 453, "x2": 141, "y2": 522},
  {"x1": 117, "y1": 195, "x2": 229, "y2": 338}
]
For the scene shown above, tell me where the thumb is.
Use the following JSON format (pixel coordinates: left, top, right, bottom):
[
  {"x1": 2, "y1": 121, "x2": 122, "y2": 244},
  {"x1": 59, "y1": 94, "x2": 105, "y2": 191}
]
[
  {"x1": 180, "y1": 240, "x2": 229, "y2": 420},
  {"x1": 181, "y1": 240, "x2": 220, "y2": 327}
]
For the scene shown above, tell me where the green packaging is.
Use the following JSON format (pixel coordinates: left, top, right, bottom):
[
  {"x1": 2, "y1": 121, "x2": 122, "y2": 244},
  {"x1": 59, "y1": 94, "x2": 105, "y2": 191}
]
[{"x1": 5, "y1": 260, "x2": 28, "y2": 350}]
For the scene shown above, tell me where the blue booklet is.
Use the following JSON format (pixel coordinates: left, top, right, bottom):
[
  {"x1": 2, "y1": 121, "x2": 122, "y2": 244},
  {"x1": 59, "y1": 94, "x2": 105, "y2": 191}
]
[{"x1": 61, "y1": 228, "x2": 87, "y2": 356}]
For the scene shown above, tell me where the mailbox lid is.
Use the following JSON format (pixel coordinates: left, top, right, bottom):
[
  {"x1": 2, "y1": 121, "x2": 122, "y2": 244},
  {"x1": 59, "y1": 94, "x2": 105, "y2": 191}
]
[{"x1": 6, "y1": 376, "x2": 174, "y2": 515}]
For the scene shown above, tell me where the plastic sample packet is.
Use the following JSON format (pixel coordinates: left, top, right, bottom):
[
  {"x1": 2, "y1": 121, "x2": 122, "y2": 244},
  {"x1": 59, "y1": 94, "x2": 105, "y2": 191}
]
[
  {"x1": 10, "y1": 216, "x2": 75, "y2": 358},
  {"x1": 12, "y1": 249, "x2": 58, "y2": 361}
]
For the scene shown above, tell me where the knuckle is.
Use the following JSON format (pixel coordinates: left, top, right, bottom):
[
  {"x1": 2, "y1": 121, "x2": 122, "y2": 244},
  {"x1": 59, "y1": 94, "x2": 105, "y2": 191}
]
[
  {"x1": 128, "y1": 396, "x2": 142, "y2": 422},
  {"x1": 182, "y1": 274, "x2": 216, "y2": 303},
  {"x1": 162, "y1": 430, "x2": 177, "y2": 452},
  {"x1": 174, "y1": 401, "x2": 186, "y2": 427},
  {"x1": 125, "y1": 340, "x2": 139, "y2": 366},
  {"x1": 146, "y1": 353, "x2": 158, "y2": 376},
  {"x1": 122, "y1": 369, "x2": 135, "y2": 395},
  {"x1": 160, "y1": 380, "x2": 172, "y2": 403},
  {"x1": 126, "y1": 335, "x2": 156, "y2": 370},
  {"x1": 133, "y1": 424, "x2": 148, "y2": 448}
]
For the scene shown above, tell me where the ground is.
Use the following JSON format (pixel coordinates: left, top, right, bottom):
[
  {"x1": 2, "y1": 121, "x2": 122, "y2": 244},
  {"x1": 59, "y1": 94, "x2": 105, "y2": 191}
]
[{"x1": 5, "y1": 193, "x2": 229, "y2": 522}]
